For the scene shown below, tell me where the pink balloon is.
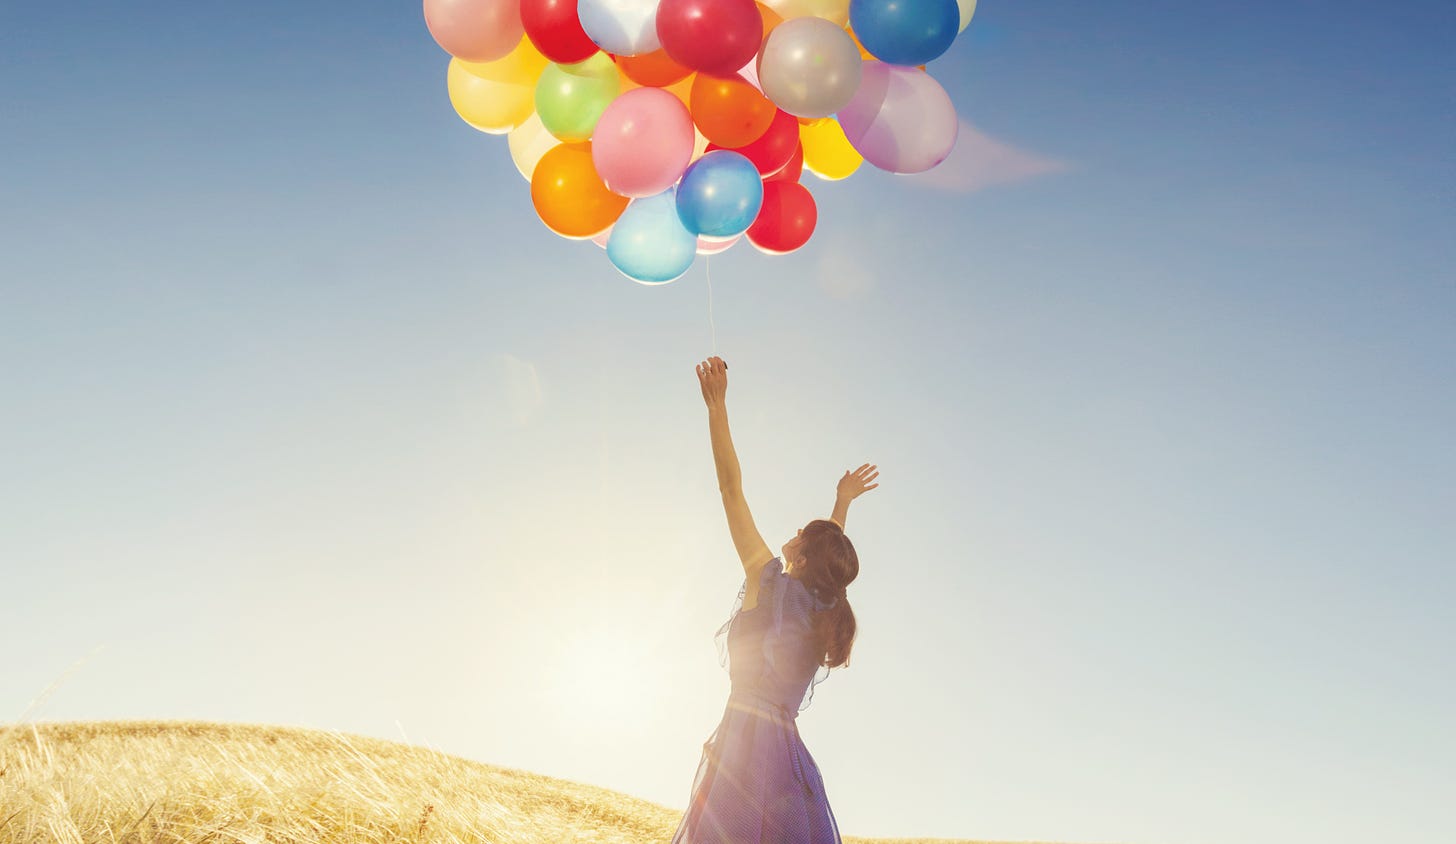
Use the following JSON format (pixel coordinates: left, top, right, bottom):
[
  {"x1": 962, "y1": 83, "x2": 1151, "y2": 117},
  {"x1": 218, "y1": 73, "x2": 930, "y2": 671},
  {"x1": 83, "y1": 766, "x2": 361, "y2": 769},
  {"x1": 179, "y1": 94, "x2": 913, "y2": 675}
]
[
  {"x1": 424, "y1": 0, "x2": 525, "y2": 63},
  {"x1": 592, "y1": 87, "x2": 696, "y2": 198},
  {"x1": 697, "y1": 234, "x2": 740, "y2": 255},
  {"x1": 838, "y1": 61, "x2": 958, "y2": 174},
  {"x1": 737, "y1": 53, "x2": 763, "y2": 93}
]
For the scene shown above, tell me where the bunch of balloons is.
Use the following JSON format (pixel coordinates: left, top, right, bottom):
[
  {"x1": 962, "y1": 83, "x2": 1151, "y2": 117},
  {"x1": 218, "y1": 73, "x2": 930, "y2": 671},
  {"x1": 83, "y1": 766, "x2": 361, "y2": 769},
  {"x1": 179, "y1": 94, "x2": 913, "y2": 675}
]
[{"x1": 426, "y1": 0, "x2": 974, "y2": 283}]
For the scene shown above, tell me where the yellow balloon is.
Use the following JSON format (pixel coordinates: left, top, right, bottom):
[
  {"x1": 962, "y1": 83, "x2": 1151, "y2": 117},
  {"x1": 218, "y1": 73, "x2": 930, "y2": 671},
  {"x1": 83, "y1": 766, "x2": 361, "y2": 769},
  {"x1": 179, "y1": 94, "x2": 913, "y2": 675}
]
[
  {"x1": 957, "y1": 0, "x2": 977, "y2": 34},
  {"x1": 508, "y1": 112, "x2": 562, "y2": 181},
  {"x1": 616, "y1": 64, "x2": 642, "y2": 94},
  {"x1": 800, "y1": 117, "x2": 862, "y2": 181},
  {"x1": 664, "y1": 74, "x2": 695, "y2": 110},
  {"x1": 763, "y1": 0, "x2": 850, "y2": 27},
  {"x1": 447, "y1": 37, "x2": 549, "y2": 135}
]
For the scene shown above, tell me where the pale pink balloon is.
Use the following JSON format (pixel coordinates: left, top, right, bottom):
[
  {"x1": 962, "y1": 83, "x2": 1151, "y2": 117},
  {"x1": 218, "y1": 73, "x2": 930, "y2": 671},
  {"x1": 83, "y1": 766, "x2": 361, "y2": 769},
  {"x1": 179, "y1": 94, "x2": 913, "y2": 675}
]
[
  {"x1": 592, "y1": 227, "x2": 613, "y2": 248},
  {"x1": 424, "y1": 0, "x2": 524, "y2": 63},
  {"x1": 838, "y1": 61, "x2": 958, "y2": 174},
  {"x1": 592, "y1": 87, "x2": 696, "y2": 198},
  {"x1": 737, "y1": 53, "x2": 764, "y2": 93},
  {"x1": 696, "y1": 234, "x2": 740, "y2": 255}
]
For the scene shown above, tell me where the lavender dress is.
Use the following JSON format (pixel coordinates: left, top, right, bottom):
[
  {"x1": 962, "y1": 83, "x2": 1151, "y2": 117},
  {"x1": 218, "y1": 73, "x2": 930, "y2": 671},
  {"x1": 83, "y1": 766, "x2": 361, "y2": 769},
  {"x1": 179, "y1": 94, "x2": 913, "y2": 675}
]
[{"x1": 670, "y1": 557, "x2": 842, "y2": 844}]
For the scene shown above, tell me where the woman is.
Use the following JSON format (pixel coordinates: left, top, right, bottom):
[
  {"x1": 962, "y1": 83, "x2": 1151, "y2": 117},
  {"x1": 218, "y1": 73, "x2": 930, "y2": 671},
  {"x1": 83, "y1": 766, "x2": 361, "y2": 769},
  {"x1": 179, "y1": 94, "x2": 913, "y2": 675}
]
[{"x1": 672, "y1": 355, "x2": 879, "y2": 844}]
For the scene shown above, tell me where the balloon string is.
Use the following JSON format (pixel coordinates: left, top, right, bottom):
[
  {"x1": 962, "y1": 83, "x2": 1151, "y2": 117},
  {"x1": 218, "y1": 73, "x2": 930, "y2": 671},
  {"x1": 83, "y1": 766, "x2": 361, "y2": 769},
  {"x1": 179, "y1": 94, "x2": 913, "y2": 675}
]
[{"x1": 707, "y1": 255, "x2": 717, "y2": 356}]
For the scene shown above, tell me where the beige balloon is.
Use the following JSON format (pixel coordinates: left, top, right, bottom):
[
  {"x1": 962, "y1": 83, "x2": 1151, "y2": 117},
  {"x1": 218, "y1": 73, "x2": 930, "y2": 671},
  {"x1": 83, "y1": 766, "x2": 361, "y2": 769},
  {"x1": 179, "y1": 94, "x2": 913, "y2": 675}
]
[
  {"x1": 758, "y1": 17, "x2": 863, "y2": 119},
  {"x1": 763, "y1": 0, "x2": 850, "y2": 27},
  {"x1": 508, "y1": 112, "x2": 562, "y2": 181},
  {"x1": 690, "y1": 127, "x2": 710, "y2": 164},
  {"x1": 957, "y1": 0, "x2": 977, "y2": 33}
]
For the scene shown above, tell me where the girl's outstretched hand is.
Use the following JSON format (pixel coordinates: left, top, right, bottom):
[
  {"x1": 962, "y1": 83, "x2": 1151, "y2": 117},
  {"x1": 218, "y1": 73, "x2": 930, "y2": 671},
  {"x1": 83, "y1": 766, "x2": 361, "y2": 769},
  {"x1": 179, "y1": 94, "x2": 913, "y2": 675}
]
[
  {"x1": 697, "y1": 355, "x2": 728, "y2": 409},
  {"x1": 837, "y1": 463, "x2": 880, "y2": 501}
]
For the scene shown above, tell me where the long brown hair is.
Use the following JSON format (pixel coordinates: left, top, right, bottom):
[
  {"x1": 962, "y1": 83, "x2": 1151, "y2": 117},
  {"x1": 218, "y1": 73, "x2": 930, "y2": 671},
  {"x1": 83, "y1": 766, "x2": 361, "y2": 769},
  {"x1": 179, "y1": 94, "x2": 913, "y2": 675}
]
[{"x1": 794, "y1": 518, "x2": 859, "y2": 669}]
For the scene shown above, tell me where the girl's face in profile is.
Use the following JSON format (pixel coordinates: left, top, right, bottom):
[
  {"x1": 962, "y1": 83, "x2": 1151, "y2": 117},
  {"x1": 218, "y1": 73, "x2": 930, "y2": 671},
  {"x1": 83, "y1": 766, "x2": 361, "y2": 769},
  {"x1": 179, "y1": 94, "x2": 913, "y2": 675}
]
[{"x1": 782, "y1": 527, "x2": 805, "y2": 575}]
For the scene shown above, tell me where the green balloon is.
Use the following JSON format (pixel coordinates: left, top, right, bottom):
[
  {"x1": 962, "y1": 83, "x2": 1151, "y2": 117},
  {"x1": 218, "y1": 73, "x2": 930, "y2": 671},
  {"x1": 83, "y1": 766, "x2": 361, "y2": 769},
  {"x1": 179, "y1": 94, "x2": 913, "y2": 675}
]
[{"x1": 535, "y1": 53, "x2": 621, "y2": 143}]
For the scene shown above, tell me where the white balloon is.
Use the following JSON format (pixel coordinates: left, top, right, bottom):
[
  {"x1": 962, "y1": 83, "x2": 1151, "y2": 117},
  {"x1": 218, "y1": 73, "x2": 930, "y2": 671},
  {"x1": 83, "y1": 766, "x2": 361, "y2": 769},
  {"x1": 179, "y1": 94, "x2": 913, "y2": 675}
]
[
  {"x1": 578, "y1": 0, "x2": 662, "y2": 57},
  {"x1": 957, "y1": 0, "x2": 977, "y2": 33},
  {"x1": 758, "y1": 17, "x2": 861, "y2": 118}
]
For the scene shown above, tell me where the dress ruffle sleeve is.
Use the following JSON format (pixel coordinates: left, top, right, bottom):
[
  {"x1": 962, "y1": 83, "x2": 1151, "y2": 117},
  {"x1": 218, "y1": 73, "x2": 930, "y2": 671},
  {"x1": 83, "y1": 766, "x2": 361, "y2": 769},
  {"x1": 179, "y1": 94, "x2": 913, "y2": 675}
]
[
  {"x1": 716, "y1": 558, "x2": 832, "y2": 711},
  {"x1": 759, "y1": 558, "x2": 814, "y2": 646}
]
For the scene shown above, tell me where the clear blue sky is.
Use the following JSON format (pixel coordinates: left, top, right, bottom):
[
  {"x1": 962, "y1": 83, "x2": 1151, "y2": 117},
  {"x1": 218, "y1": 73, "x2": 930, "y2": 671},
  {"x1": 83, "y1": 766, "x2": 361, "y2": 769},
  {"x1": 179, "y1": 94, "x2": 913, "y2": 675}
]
[{"x1": 2, "y1": 2, "x2": 1453, "y2": 843}]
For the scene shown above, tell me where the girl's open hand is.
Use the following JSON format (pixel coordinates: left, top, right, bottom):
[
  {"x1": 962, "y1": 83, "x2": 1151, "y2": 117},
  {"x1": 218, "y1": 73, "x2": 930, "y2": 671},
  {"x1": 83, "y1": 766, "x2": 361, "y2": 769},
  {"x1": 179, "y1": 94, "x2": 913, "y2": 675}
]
[
  {"x1": 696, "y1": 356, "x2": 728, "y2": 409},
  {"x1": 837, "y1": 463, "x2": 879, "y2": 501}
]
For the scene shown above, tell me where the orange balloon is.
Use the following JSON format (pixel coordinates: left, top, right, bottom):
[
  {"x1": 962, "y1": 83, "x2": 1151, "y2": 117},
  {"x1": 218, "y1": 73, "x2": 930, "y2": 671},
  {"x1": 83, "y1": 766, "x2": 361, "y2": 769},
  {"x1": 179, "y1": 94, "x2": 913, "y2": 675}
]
[
  {"x1": 691, "y1": 73, "x2": 775, "y2": 148},
  {"x1": 616, "y1": 63, "x2": 693, "y2": 110},
  {"x1": 616, "y1": 48, "x2": 691, "y2": 87},
  {"x1": 530, "y1": 143, "x2": 629, "y2": 238},
  {"x1": 757, "y1": 2, "x2": 784, "y2": 39}
]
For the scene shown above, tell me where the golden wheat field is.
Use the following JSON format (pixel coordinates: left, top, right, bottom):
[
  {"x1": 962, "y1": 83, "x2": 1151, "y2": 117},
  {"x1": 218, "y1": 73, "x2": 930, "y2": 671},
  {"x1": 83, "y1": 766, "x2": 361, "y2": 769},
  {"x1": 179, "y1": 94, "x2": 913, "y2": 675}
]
[{"x1": 0, "y1": 720, "x2": 1078, "y2": 844}]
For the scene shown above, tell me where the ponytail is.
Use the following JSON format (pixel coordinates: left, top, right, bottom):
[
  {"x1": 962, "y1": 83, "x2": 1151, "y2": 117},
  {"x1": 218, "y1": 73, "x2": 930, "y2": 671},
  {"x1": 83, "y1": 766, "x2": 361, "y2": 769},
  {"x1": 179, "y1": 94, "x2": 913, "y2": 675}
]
[
  {"x1": 813, "y1": 597, "x2": 857, "y2": 668},
  {"x1": 797, "y1": 518, "x2": 860, "y2": 669}
]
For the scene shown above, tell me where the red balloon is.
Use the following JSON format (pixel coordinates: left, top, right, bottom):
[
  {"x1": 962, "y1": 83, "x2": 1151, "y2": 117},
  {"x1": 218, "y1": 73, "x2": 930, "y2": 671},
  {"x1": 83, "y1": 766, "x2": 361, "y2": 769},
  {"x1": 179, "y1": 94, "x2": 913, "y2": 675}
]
[
  {"x1": 657, "y1": 0, "x2": 763, "y2": 78},
  {"x1": 726, "y1": 108, "x2": 798, "y2": 176},
  {"x1": 521, "y1": 0, "x2": 598, "y2": 64},
  {"x1": 766, "y1": 140, "x2": 804, "y2": 183},
  {"x1": 747, "y1": 180, "x2": 817, "y2": 254}
]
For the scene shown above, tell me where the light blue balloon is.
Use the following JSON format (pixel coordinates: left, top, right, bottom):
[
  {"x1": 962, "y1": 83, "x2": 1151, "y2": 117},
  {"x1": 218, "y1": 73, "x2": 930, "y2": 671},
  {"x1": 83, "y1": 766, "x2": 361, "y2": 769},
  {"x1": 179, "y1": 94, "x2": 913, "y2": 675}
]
[
  {"x1": 675, "y1": 150, "x2": 764, "y2": 239},
  {"x1": 607, "y1": 188, "x2": 698, "y2": 284},
  {"x1": 849, "y1": 0, "x2": 960, "y2": 67}
]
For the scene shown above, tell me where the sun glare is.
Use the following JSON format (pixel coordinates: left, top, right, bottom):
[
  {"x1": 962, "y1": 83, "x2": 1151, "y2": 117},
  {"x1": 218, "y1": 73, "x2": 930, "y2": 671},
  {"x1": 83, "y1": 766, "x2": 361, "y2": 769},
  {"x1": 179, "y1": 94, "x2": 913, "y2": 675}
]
[{"x1": 549, "y1": 626, "x2": 661, "y2": 733}]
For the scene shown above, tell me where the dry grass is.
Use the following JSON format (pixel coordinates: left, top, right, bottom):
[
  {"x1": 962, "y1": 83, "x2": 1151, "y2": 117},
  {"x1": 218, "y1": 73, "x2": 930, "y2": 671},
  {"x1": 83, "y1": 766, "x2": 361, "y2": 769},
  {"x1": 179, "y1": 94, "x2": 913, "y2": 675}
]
[{"x1": 0, "y1": 720, "x2": 1056, "y2": 844}]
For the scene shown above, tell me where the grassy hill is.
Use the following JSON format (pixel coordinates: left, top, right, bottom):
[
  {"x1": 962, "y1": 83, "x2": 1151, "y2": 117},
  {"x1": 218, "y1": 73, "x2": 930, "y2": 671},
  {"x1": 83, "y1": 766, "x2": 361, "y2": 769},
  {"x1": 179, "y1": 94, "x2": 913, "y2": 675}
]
[{"x1": 0, "y1": 720, "x2": 1068, "y2": 844}]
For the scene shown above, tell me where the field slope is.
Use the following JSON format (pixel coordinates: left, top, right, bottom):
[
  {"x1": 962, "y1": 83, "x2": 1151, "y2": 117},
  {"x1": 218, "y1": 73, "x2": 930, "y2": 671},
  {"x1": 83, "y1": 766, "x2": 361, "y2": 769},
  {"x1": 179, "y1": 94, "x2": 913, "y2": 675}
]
[{"x1": 0, "y1": 720, "x2": 1069, "y2": 844}]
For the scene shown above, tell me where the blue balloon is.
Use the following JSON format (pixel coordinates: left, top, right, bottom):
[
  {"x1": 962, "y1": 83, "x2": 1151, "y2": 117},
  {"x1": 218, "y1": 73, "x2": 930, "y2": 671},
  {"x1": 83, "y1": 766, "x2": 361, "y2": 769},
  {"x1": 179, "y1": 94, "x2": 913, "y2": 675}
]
[
  {"x1": 608, "y1": 188, "x2": 698, "y2": 284},
  {"x1": 675, "y1": 150, "x2": 764, "y2": 239},
  {"x1": 849, "y1": 0, "x2": 960, "y2": 67}
]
